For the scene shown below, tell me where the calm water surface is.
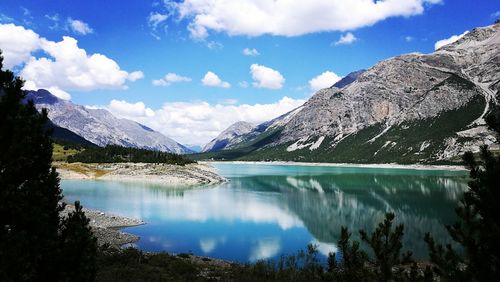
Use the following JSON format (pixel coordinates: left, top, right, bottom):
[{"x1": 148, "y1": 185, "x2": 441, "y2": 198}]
[{"x1": 61, "y1": 163, "x2": 468, "y2": 262}]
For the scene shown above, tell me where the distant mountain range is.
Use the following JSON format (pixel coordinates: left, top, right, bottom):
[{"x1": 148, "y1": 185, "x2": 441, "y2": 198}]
[
  {"x1": 199, "y1": 24, "x2": 500, "y2": 164},
  {"x1": 25, "y1": 90, "x2": 193, "y2": 154}
]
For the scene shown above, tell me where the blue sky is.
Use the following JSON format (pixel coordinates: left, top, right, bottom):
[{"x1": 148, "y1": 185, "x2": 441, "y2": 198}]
[{"x1": 0, "y1": 0, "x2": 498, "y2": 145}]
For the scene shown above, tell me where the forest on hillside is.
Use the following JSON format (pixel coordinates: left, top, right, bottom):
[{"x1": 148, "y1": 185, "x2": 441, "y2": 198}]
[{"x1": 67, "y1": 145, "x2": 195, "y2": 165}]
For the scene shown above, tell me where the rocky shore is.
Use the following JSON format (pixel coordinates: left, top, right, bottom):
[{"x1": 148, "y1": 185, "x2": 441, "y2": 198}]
[
  {"x1": 62, "y1": 204, "x2": 144, "y2": 248},
  {"x1": 55, "y1": 162, "x2": 227, "y2": 185}
]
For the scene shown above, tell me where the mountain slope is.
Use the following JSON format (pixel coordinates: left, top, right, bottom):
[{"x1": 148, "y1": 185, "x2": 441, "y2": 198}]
[
  {"x1": 26, "y1": 89, "x2": 192, "y2": 154},
  {"x1": 199, "y1": 24, "x2": 500, "y2": 163},
  {"x1": 332, "y1": 69, "x2": 366, "y2": 89},
  {"x1": 202, "y1": 121, "x2": 255, "y2": 152},
  {"x1": 46, "y1": 119, "x2": 97, "y2": 147}
]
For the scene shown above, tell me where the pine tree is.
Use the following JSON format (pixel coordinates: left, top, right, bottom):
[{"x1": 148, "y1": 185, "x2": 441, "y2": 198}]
[
  {"x1": 328, "y1": 226, "x2": 371, "y2": 281},
  {"x1": 59, "y1": 201, "x2": 97, "y2": 281},
  {"x1": 360, "y1": 213, "x2": 413, "y2": 281},
  {"x1": 425, "y1": 108, "x2": 500, "y2": 281},
  {"x1": 0, "y1": 51, "x2": 97, "y2": 281}
]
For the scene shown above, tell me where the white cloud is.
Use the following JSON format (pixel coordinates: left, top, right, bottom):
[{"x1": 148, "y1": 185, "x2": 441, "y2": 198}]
[
  {"x1": 128, "y1": 71, "x2": 145, "y2": 82},
  {"x1": 67, "y1": 18, "x2": 93, "y2": 35},
  {"x1": 250, "y1": 64, "x2": 284, "y2": 89},
  {"x1": 491, "y1": 11, "x2": 500, "y2": 18},
  {"x1": 153, "y1": 72, "x2": 192, "y2": 86},
  {"x1": 26, "y1": 81, "x2": 72, "y2": 100},
  {"x1": 108, "y1": 100, "x2": 155, "y2": 118},
  {"x1": 206, "y1": 40, "x2": 223, "y2": 49},
  {"x1": 249, "y1": 238, "x2": 281, "y2": 261},
  {"x1": 0, "y1": 24, "x2": 143, "y2": 97},
  {"x1": 168, "y1": 0, "x2": 441, "y2": 39},
  {"x1": 309, "y1": 71, "x2": 342, "y2": 92},
  {"x1": 238, "y1": 81, "x2": 249, "y2": 88},
  {"x1": 310, "y1": 239, "x2": 338, "y2": 257},
  {"x1": 434, "y1": 30, "x2": 469, "y2": 50},
  {"x1": 102, "y1": 96, "x2": 305, "y2": 145},
  {"x1": 148, "y1": 12, "x2": 168, "y2": 28},
  {"x1": 0, "y1": 24, "x2": 41, "y2": 68},
  {"x1": 334, "y1": 32, "x2": 357, "y2": 45},
  {"x1": 0, "y1": 13, "x2": 14, "y2": 23},
  {"x1": 242, "y1": 47, "x2": 259, "y2": 56},
  {"x1": 221, "y1": 98, "x2": 238, "y2": 105},
  {"x1": 201, "y1": 71, "x2": 230, "y2": 88},
  {"x1": 200, "y1": 238, "x2": 217, "y2": 254},
  {"x1": 45, "y1": 14, "x2": 61, "y2": 30},
  {"x1": 405, "y1": 36, "x2": 414, "y2": 42},
  {"x1": 20, "y1": 36, "x2": 143, "y2": 93}
]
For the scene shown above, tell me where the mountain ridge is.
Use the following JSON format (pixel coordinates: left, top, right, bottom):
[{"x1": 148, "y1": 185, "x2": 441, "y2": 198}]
[
  {"x1": 26, "y1": 89, "x2": 193, "y2": 154},
  {"x1": 198, "y1": 23, "x2": 500, "y2": 164}
]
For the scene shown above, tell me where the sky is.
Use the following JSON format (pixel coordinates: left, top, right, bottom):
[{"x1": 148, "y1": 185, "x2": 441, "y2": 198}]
[{"x1": 0, "y1": 0, "x2": 498, "y2": 146}]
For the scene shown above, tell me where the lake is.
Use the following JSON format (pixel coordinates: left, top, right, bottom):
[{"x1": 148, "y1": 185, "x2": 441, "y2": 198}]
[{"x1": 61, "y1": 163, "x2": 468, "y2": 262}]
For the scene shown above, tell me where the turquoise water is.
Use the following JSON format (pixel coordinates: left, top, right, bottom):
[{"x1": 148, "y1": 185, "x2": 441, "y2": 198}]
[{"x1": 61, "y1": 163, "x2": 468, "y2": 262}]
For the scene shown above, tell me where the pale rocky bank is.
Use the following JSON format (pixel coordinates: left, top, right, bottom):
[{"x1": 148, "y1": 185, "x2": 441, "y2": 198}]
[
  {"x1": 54, "y1": 162, "x2": 227, "y2": 185},
  {"x1": 62, "y1": 204, "x2": 144, "y2": 248}
]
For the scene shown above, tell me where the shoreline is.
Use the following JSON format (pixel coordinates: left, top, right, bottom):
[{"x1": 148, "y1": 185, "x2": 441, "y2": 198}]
[
  {"x1": 203, "y1": 160, "x2": 468, "y2": 171},
  {"x1": 62, "y1": 204, "x2": 145, "y2": 248},
  {"x1": 55, "y1": 162, "x2": 227, "y2": 185}
]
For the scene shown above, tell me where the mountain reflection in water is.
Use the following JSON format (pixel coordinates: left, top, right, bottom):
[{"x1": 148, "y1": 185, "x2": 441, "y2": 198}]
[{"x1": 61, "y1": 163, "x2": 468, "y2": 262}]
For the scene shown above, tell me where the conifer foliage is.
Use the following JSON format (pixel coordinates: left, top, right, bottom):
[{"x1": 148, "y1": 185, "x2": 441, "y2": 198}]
[
  {"x1": 0, "y1": 52, "x2": 97, "y2": 281},
  {"x1": 425, "y1": 108, "x2": 500, "y2": 281}
]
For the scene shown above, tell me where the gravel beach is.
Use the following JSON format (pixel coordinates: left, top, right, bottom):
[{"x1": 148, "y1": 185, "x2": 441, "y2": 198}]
[{"x1": 62, "y1": 204, "x2": 144, "y2": 248}]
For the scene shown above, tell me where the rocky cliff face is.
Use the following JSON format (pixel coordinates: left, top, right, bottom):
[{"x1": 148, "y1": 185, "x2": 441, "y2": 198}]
[
  {"x1": 202, "y1": 121, "x2": 255, "y2": 152},
  {"x1": 205, "y1": 24, "x2": 500, "y2": 163},
  {"x1": 26, "y1": 89, "x2": 193, "y2": 154}
]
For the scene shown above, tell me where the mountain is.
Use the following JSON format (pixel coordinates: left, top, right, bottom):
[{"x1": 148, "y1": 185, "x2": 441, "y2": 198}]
[
  {"x1": 46, "y1": 119, "x2": 97, "y2": 147},
  {"x1": 186, "y1": 145, "x2": 203, "y2": 153},
  {"x1": 202, "y1": 121, "x2": 255, "y2": 152},
  {"x1": 332, "y1": 69, "x2": 366, "y2": 89},
  {"x1": 201, "y1": 106, "x2": 304, "y2": 155},
  {"x1": 25, "y1": 89, "x2": 193, "y2": 154},
  {"x1": 199, "y1": 24, "x2": 500, "y2": 164}
]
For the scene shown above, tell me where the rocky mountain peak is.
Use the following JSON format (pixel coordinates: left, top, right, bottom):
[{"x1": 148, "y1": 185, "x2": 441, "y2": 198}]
[
  {"x1": 202, "y1": 24, "x2": 499, "y2": 164},
  {"x1": 25, "y1": 89, "x2": 193, "y2": 154}
]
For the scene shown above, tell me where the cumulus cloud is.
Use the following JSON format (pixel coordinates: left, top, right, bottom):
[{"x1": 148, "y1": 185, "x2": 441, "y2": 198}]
[
  {"x1": 21, "y1": 36, "x2": 143, "y2": 95},
  {"x1": 67, "y1": 18, "x2": 93, "y2": 35},
  {"x1": 434, "y1": 30, "x2": 469, "y2": 50},
  {"x1": 108, "y1": 100, "x2": 155, "y2": 118},
  {"x1": 0, "y1": 23, "x2": 41, "y2": 68},
  {"x1": 250, "y1": 64, "x2": 284, "y2": 89},
  {"x1": 334, "y1": 32, "x2": 357, "y2": 45},
  {"x1": 0, "y1": 23, "x2": 143, "y2": 99},
  {"x1": 167, "y1": 0, "x2": 441, "y2": 39},
  {"x1": 128, "y1": 71, "x2": 145, "y2": 82},
  {"x1": 153, "y1": 72, "x2": 192, "y2": 86},
  {"x1": 201, "y1": 71, "x2": 230, "y2": 88},
  {"x1": 242, "y1": 47, "x2": 259, "y2": 56},
  {"x1": 102, "y1": 96, "x2": 305, "y2": 145},
  {"x1": 309, "y1": 71, "x2": 342, "y2": 92},
  {"x1": 24, "y1": 81, "x2": 72, "y2": 100}
]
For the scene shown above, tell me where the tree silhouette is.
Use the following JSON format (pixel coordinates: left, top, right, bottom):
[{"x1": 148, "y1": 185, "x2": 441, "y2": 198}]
[
  {"x1": 0, "y1": 51, "x2": 97, "y2": 281},
  {"x1": 426, "y1": 107, "x2": 500, "y2": 281}
]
